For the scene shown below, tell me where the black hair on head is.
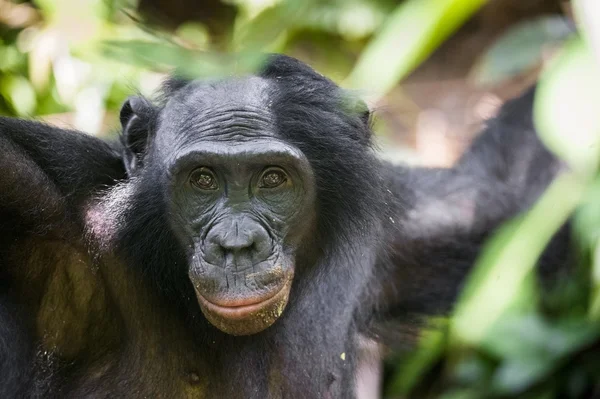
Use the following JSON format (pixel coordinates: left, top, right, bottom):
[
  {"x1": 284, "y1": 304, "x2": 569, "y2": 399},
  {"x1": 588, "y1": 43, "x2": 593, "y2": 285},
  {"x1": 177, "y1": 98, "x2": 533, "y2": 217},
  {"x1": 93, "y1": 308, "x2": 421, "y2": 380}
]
[
  {"x1": 258, "y1": 54, "x2": 384, "y2": 247},
  {"x1": 156, "y1": 76, "x2": 191, "y2": 104}
]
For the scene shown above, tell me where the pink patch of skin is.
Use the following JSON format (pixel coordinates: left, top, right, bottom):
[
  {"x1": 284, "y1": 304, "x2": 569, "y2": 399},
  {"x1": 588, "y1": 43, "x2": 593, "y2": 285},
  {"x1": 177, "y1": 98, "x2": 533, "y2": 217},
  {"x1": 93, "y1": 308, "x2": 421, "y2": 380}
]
[
  {"x1": 84, "y1": 182, "x2": 134, "y2": 250},
  {"x1": 85, "y1": 203, "x2": 117, "y2": 249}
]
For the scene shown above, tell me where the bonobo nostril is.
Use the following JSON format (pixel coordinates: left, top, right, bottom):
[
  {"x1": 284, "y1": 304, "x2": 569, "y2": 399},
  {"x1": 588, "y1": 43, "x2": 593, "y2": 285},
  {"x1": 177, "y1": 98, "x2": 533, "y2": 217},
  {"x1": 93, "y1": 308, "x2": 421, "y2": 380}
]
[
  {"x1": 206, "y1": 216, "x2": 270, "y2": 257},
  {"x1": 218, "y1": 234, "x2": 254, "y2": 253}
]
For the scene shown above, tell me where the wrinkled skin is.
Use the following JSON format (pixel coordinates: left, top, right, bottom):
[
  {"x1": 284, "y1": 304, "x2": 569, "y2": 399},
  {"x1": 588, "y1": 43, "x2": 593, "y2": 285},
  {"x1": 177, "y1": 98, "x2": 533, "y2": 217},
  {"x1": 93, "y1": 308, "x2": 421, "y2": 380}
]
[{"x1": 145, "y1": 78, "x2": 317, "y2": 335}]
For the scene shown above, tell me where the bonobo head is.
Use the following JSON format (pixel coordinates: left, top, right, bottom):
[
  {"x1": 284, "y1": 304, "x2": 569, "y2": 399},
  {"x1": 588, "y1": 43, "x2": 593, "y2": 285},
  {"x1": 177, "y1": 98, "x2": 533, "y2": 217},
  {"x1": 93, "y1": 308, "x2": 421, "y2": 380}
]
[{"x1": 117, "y1": 55, "x2": 378, "y2": 336}]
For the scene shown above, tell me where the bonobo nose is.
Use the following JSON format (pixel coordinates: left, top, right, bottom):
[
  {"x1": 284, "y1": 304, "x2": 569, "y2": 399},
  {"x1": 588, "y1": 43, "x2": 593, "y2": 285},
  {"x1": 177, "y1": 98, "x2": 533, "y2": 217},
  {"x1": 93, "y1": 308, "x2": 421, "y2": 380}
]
[
  {"x1": 204, "y1": 217, "x2": 271, "y2": 267},
  {"x1": 218, "y1": 234, "x2": 255, "y2": 252}
]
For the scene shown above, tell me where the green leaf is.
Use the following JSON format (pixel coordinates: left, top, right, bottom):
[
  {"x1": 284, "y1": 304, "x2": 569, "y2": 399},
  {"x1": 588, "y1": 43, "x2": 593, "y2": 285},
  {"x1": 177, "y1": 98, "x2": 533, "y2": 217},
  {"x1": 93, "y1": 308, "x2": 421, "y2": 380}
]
[
  {"x1": 483, "y1": 315, "x2": 599, "y2": 360},
  {"x1": 387, "y1": 322, "x2": 447, "y2": 395},
  {"x1": 534, "y1": 37, "x2": 600, "y2": 177},
  {"x1": 101, "y1": 40, "x2": 266, "y2": 79},
  {"x1": 298, "y1": 1, "x2": 388, "y2": 40},
  {"x1": 577, "y1": 178, "x2": 600, "y2": 319},
  {"x1": 574, "y1": 0, "x2": 600, "y2": 64},
  {"x1": 345, "y1": 0, "x2": 486, "y2": 97},
  {"x1": 438, "y1": 389, "x2": 482, "y2": 399},
  {"x1": 573, "y1": 178, "x2": 600, "y2": 253},
  {"x1": 0, "y1": 75, "x2": 37, "y2": 116},
  {"x1": 470, "y1": 16, "x2": 572, "y2": 87},
  {"x1": 592, "y1": 238, "x2": 600, "y2": 319},
  {"x1": 176, "y1": 23, "x2": 210, "y2": 49},
  {"x1": 484, "y1": 315, "x2": 600, "y2": 394},
  {"x1": 232, "y1": 0, "x2": 315, "y2": 52},
  {"x1": 0, "y1": 46, "x2": 23, "y2": 72},
  {"x1": 451, "y1": 174, "x2": 586, "y2": 346}
]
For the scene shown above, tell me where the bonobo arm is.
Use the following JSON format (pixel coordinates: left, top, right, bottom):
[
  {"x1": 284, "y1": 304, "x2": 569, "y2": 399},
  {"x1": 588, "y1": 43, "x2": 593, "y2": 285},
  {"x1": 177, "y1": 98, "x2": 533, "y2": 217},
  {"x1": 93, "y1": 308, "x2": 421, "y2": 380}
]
[
  {"x1": 0, "y1": 118, "x2": 124, "y2": 236},
  {"x1": 375, "y1": 87, "x2": 568, "y2": 334},
  {"x1": 0, "y1": 118, "x2": 124, "y2": 395}
]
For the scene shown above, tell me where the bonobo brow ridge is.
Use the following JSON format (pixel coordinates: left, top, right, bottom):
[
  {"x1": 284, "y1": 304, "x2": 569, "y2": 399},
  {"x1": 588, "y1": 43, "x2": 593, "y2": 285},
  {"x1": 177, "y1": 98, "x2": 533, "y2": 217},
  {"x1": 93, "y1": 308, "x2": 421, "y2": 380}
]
[{"x1": 176, "y1": 108, "x2": 274, "y2": 139}]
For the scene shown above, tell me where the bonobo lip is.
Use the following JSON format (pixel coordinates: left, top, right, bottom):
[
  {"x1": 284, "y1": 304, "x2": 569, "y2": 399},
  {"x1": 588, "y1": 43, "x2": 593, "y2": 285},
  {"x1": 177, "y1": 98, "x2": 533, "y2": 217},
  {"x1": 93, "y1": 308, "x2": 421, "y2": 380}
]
[{"x1": 195, "y1": 284, "x2": 288, "y2": 320}]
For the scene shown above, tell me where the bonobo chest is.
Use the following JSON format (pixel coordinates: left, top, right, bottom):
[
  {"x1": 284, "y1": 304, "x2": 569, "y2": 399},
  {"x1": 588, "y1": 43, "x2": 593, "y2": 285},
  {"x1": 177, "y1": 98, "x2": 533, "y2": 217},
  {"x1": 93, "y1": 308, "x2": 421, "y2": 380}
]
[
  {"x1": 60, "y1": 338, "x2": 212, "y2": 398},
  {"x1": 48, "y1": 309, "x2": 350, "y2": 399},
  {"x1": 33, "y1": 254, "x2": 352, "y2": 398},
  {"x1": 58, "y1": 334, "x2": 348, "y2": 399}
]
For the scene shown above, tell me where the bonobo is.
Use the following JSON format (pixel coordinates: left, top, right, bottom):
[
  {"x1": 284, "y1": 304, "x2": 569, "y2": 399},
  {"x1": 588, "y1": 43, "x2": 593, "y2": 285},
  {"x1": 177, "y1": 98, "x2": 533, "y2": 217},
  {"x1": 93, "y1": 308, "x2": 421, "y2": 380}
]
[
  {"x1": 0, "y1": 55, "x2": 565, "y2": 398},
  {"x1": 138, "y1": 77, "x2": 317, "y2": 336}
]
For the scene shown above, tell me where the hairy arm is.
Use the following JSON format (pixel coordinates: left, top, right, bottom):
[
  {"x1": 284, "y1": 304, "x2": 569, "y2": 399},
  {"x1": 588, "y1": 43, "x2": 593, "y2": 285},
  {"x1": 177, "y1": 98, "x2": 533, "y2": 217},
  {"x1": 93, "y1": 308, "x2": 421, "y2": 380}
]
[
  {"x1": 0, "y1": 118, "x2": 125, "y2": 236},
  {"x1": 375, "y1": 87, "x2": 568, "y2": 333},
  {"x1": 0, "y1": 118, "x2": 125, "y2": 395}
]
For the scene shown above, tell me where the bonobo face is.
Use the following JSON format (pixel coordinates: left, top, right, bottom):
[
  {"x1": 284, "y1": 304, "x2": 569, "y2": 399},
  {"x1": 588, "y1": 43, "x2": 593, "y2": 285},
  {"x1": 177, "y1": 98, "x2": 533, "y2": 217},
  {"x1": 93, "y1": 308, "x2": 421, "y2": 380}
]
[{"x1": 157, "y1": 77, "x2": 316, "y2": 335}]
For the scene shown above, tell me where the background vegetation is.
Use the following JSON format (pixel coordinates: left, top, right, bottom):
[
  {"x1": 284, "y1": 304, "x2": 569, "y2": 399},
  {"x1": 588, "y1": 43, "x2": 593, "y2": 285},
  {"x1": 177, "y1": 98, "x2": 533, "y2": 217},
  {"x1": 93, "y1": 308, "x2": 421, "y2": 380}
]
[{"x1": 1, "y1": 0, "x2": 598, "y2": 397}]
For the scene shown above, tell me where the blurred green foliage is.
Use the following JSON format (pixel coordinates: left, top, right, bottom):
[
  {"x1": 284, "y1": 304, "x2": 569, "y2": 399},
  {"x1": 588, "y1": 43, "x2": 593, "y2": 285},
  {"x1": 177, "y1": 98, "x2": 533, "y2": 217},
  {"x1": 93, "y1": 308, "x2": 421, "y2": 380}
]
[
  {"x1": 387, "y1": 2, "x2": 600, "y2": 395},
  {"x1": 470, "y1": 16, "x2": 573, "y2": 87},
  {"x1": 345, "y1": 0, "x2": 486, "y2": 97},
  {"x1": 0, "y1": 0, "x2": 158, "y2": 133},
  {"x1": 1, "y1": 0, "x2": 599, "y2": 397},
  {"x1": 0, "y1": 0, "x2": 482, "y2": 132}
]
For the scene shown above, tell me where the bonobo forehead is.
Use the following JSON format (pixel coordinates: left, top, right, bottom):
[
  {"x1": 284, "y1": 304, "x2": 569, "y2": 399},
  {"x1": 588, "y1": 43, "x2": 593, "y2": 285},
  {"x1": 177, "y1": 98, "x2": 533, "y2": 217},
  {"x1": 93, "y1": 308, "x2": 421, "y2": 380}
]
[{"x1": 156, "y1": 76, "x2": 275, "y2": 152}]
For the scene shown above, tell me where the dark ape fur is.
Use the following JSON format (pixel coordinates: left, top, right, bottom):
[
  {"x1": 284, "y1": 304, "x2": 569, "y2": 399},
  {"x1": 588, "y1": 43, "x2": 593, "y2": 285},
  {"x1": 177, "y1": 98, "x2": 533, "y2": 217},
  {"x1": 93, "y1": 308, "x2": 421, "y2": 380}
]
[
  {"x1": 0, "y1": 298, "x2": 33, "y2": 398},
  {"x1": 370, "y1": 88, "x2": 569, "y2": 341},
  {"x1": 0, "y1": 55, "x2": 566, "y2": 398}
]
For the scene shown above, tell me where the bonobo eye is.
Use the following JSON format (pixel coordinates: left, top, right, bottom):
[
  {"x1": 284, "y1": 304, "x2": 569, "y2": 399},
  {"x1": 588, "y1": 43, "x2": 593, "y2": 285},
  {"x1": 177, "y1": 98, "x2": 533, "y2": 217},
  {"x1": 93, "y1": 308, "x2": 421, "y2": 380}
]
[
  {"x1": 259, "y1": 167, "x2": 288, "y2": 189},
  {"x1": 190, "y1": 167, "x2": 219, "y2": 191}
]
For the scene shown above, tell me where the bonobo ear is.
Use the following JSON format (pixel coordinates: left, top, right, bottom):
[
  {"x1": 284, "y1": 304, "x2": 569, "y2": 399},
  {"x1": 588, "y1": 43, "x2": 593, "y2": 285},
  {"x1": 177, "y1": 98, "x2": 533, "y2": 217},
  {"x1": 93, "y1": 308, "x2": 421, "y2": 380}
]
[{"x1": 120, "y1": 96, "x2": 153, "y2": 176}]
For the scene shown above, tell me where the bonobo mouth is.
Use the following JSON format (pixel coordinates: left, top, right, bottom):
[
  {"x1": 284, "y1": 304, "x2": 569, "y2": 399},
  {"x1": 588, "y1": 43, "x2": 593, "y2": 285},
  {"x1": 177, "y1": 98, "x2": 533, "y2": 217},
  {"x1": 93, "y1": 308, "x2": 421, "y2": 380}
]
[
  {"x1": 195, "y1": 283, "x2": 288, "y2": 320},
  {"x1": 191, "y1": 269, "x2": 294, "y2": 336}
]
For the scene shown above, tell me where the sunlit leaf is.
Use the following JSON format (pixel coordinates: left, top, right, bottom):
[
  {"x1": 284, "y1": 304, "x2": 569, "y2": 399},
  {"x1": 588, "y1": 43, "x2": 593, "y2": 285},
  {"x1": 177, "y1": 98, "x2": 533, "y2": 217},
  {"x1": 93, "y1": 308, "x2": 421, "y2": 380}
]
[
  {"x1": 0, "y1": 46, "x2": 23, "y2": 72},
  {"x1": 0, "y1": 75, "x2": 37, "y2": 116},
  {"x1": 102, "y1": 40, "x2": 266, "y2": 78},
  {"x1": 232, "y1": 0, "x2": 315, "y2": 52},
  {"x1": 345, "y1": 0, "x2": 486, "y2": 97},
  {"x1": 534, "y1": 37, "x2": 600, "y2": 177},
  {"x1": 574, "y1": 0, "x2": 600, "y2": 63},
  {"x1": 176, "y1": 23, "x2": 210, "y2": 49},
  {"x1": 299, "y1": 1, "x2": 388, "y2": 40}
]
